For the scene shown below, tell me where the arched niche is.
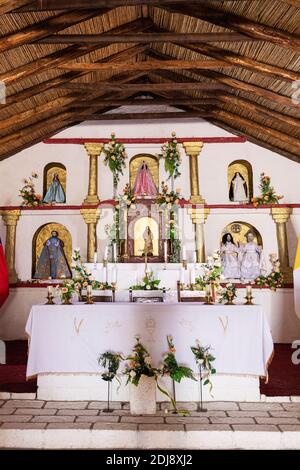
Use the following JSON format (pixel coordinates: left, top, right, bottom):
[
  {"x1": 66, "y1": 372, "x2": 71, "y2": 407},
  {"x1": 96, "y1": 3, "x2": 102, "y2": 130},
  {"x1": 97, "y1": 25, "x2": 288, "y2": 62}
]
[
  {"x1": 228, "y1": 160, "x2": 253, "y2": 202},
  {"x1": 133, "y1": 216, "x2": 159, "y2": 257},
  {"x1": 221, "y1": 221, "x2": 263, "y2": 247},
  {"x1": 32, "y1": 222, "x2": 72, "y2": 279},
  {"x1": 43, "y1": 162, "x2": 67, "y2": 202},
  {"x1": 130, "y1": 154, "x2": 159, "y2": 196}
]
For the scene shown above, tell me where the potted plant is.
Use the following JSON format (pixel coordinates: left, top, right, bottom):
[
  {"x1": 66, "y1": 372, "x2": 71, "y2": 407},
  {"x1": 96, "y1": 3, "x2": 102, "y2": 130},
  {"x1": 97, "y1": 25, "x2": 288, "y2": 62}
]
[
  {"x1": 219, "y1": 283, "x2": 237, "y2": 305},
  {"x1": 56, "y1": 280, "x2": 76, "y2": 304},
  {"x1": 124, "y1": 336, "x2": 158, "y2": 414}
]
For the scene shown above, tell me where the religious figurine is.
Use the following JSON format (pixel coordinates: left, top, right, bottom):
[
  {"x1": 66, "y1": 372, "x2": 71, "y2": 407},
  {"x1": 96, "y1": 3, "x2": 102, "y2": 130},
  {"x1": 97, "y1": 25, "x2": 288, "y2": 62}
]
[
  {"x1": 43, "y1": 173, "x2": 66, "y2": 204},
  {"x1": 143, "y1": 226, "x2": 154, "y2": 256},
  {"x1": 239, "y1": 232, "x2": 265, "y2": 280},
  {"x1": 220, "y1": 233, "x2": 240, "y2": 279},
  {"x1": 34, "y1": 230, "x2": 72, "y2": 279},
  {"x1": 133, "y1": 161, "x2": 157, "y2": 197},
  {"x1": 229, "y1": 172, "x2": 248, "y2": 203}
]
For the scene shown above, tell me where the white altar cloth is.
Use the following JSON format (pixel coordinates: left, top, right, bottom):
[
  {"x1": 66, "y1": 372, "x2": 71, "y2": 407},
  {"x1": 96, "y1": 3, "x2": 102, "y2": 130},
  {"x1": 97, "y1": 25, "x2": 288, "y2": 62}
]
[{"x1": 25, "y1": 303, "x2": 273, "y2": 379}]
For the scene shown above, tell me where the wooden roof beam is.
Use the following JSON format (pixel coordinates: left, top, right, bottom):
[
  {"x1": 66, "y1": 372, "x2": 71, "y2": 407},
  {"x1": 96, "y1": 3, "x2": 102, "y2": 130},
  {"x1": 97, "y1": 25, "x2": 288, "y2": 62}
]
[
  {"x1": 37, "y1": 32, "x2": 260, "y2": 45},
  {"x1": 0, "y1": 9, "x2": 111, "y2": 54},
  {"x1": 0, "y1": 18, "x2": 153, "y2": 85},
  {"x1": 64, "y1": 111, "x2": 213, "y2": 121},
  {"x1": 161, "y1": 3, "x2": 300, "y2": 53},
  {"x1": 59, "y1": 81, "x2": 228, "y2": 92},
  {"x1": 0, "y1": 0, "x2": 32, "y2": 14}
]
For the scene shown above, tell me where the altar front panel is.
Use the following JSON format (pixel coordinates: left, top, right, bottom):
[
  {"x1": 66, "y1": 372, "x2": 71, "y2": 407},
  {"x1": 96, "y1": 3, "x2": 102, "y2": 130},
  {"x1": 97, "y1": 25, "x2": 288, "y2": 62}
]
[{"x1": 26, "y1": 303, "x2": 273, "y2": 378}]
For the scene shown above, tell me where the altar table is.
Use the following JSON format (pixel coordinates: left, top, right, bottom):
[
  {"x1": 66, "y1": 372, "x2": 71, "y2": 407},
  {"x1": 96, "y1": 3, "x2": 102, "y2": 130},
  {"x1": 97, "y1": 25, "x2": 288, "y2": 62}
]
[{"x1": 25, "y1": 303, "x2": 273, "y2": 401}]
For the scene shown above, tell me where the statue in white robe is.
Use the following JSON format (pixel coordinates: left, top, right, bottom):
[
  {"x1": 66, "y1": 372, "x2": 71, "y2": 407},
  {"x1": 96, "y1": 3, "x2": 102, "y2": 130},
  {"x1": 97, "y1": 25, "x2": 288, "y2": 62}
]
[
  {"x1": 229, "y1": 172, "x2": 248, "y2": 203},
  {"x1": 220, "y1": 233, "x2": 240, "y2": 279},
  {"x1": 239, "y1": 232, "x2": 265, "y2": 280}
]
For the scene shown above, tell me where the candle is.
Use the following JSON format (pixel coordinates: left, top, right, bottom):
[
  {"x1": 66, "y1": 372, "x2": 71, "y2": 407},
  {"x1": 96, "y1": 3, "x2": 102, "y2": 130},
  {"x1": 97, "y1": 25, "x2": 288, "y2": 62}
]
[
  {"x1": 180, "y1": 267, "x2": 185, "y2": 284},
  {"x1": 104, "y1": 246, "x2": 108, "y2": 261},
  {"x1": 247, "y1": 285, "x2": 252, "y2": 296},
  {"x1": 93, "y1": 252, "x2": 98, "y2": 264},
  {"x1": 104, "y1": 266, "x2": 108, "y2": 284},
  {"x1": 193, "y1": 251, "x2": 197, "y2": 264},
  {"x1": 47, "y1": 286, "x2": 53, "y2": 296},
  {"x1": 164, "y1": 241, "x2": 168, "y2": 263},
  {"x1": 113, "y1": 243, "x2": 117, "y2": 263},
  {"x1": 190, "y1": 267, "x2": 196, "y2": 285},
  {"x1": 87, "y1": 285, "x2": 92, "y2": 295},
  {"x1": 182, "y1": 245, "x2": 187, "y2": 260}
]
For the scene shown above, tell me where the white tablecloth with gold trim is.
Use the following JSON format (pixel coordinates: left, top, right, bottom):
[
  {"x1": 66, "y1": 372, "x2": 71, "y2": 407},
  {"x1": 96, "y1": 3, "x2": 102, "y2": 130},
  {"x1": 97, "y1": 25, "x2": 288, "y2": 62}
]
[{"x1": 25, "y1": 303, "x2": 273, "y2": 379}]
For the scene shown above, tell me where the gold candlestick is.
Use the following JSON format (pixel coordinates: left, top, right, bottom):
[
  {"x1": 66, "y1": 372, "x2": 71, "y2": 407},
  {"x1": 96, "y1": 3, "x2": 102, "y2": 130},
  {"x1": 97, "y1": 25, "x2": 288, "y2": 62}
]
[
  {"x1": 182, "y1": 259, "x2": 187, "y2": 270},
  {"x1": 45, "y1": 291, "x2": 54, "y2": 305},
  {"x1": 225, "y1": 290, "x2": 234, "y2": 305},
  {"x1": 85, "y1": 285, "x2": 94, "y2": 304},
  {"x1": 244, "y1": 294, "x2": 254, "y2": 305}
]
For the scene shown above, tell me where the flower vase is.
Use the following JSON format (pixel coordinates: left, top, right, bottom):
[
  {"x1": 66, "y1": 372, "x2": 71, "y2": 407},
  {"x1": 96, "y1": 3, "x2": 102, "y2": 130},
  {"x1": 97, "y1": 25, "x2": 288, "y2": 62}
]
[
  {"x1": 129, "y1": 375, "x2": 156, "y2": 415},
  {"x1": 62, "y1": 296, "x2": 72, "y2": 305}
]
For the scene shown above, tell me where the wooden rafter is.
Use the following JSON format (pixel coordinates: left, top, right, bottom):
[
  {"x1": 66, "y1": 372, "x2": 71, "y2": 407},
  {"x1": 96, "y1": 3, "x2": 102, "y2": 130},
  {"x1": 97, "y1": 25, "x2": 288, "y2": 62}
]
[
  {"x1": 59, "y1": 81, "x2": 228, "y2": 92},
  {"x1": 161, "y1": 3, "x2": 300, "y2": 53},
  {"x1": 0, "y1": 9, "x2": 110, "y2": 54},
  {"x1": 64, "y1": 111, "x2": 212, "y2": 120},
  {"x1": 36, "y1": 0, "x2": 249, "y2": 9},
  {"x1": 37, "y1": 32, "x2": 259, "y2": 44},
  {"x1": 0, "y1": 18, "x2": 153, "y2": 85},
  {"x1": 0, "y1": 0, "x2": 31, "y2": 14}
]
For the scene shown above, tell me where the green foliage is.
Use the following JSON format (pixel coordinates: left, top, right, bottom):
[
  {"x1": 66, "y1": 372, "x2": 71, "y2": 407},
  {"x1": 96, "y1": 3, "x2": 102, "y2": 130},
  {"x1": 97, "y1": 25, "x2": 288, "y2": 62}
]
[
  {"x1": 161, "y1": 336, "x2": 196, "y2": 384},
  {"x1": 252, "y1": 173, "x2": 283, "y2": 206},
  {"x1": 98, "y1": 351, "x2": 123, "y2": 382},
  {"x1": 103, "y1": 133, "x2": 128, "y2": 188},
  {"x1": 131, "y1": 271, "x2": 162, "y2": 291},
  {"x1": 191, "y1": 343, "x2": 216, "y2": 395},
  {"x1": 124, "y1": 337, "x2": 158, "y2": 386},
  {"x1": 159, "y1": 132, "x2": 182, "y2": 180}
]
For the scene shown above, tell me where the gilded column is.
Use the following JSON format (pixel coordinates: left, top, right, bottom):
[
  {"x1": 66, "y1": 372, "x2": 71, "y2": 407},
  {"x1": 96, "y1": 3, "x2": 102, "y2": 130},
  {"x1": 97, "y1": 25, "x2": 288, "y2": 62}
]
[
  {"x1": 83, "y1": 143, "x2": 103, "y2": 205},
  {"x1": 270, "y1": 207, "x2": 293, "y2": 283},
  {"x1": 188, "y1": 207, "x2": 210, "y2": 263},
  {"x1": 182, "y1": 141, "x2": 204, "y2": 204},
  {"x1": 2, "y1": 209, "x2": 21, "y2": 283},
  {"x1": 80, "y1": 208, "x2": 101, "y2": 263}
]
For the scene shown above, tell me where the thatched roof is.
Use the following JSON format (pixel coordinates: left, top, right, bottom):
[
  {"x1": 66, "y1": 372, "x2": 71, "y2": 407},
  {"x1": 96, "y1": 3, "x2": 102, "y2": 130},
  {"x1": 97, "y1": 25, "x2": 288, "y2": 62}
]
[{"x1": 0, "y1": 0, "x2": 300, "y2": 162}]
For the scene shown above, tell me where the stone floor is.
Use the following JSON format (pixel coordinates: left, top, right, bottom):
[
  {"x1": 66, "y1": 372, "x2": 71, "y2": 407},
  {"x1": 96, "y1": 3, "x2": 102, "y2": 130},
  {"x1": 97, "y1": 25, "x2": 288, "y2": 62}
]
[{"x1": 0, "y1": 399, "x2": 300, "y2": 449}]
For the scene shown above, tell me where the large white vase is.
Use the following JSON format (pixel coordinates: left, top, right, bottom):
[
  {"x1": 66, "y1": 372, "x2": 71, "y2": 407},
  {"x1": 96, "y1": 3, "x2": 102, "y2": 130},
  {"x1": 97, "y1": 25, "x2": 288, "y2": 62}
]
[{"x1": 130, "y1": 375, "x2": 156, "y2": 415}]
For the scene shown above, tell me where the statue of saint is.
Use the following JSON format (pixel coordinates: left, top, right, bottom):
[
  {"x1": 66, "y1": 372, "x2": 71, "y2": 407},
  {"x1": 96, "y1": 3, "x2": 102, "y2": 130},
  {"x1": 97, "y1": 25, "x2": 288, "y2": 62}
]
[
  {"x1": 239, "y1": 232, "x2": 265, "y2": 280},
  {"x1": 220, "y1": 233, "x2": 240, "y2": 279},
  {"x1": 142, "y1": 226, "x2": 154, "y2": 256},
  {"x1": 133, "y1": 161, "x2": 157, "y2": 197},
  {"x1": 229, "y1": 172, "x2": 248, "y2": 203},
  {"x1": 43, "y1": 173, "x2": 66, "y2": 204},
  {"x1": 34, "y1": 230, "x2": 72, "y2": 279}
]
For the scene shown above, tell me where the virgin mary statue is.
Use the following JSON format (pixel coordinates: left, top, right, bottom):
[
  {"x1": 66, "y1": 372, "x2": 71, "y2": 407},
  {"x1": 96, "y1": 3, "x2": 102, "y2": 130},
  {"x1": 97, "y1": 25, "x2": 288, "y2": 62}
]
[
  {"x1": 133, "y1": 161, "x2": 157, "y2": 197},
  {"x1": 43, "y1": 173, "x2": 66, "y2": 204}
]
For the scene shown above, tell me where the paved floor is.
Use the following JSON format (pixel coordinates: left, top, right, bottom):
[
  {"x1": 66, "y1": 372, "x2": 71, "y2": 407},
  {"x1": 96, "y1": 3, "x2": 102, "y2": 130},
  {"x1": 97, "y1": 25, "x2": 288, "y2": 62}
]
[{"x1": 0, "y1": 399, "x2": 300, "y2": 449}]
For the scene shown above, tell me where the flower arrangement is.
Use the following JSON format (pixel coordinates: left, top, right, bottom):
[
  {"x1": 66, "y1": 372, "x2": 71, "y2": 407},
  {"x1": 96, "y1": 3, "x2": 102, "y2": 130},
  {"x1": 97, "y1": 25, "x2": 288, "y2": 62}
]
[
  {"x1": 19, "y1": 172, "x2": 42, "y2": 207},
  {"x1": 103, "y1": 133, "x2": 127, "y2": 196},
  {"x1": 157, "y1": 336, "x2": 196, "y2": 413},
  {"x1": 120, "y1": 183, "x2": 136, "y2": 209},
  {"x1": 104, "y1": 207, "x2": 120, "y2": 254},
  {"x1": 55, "y1": 280, "x2": 76, "y2": 304},
  {"x1": 254, "y1": 254, "x2": 284, "y2": 290},
  {"x1": 191, "y1": 342, "x2": 216, "y2": 394},
  {"x1": 98, "y1": 351, "x2": 123, "y2": 383},
  {"x1": 124, "y1": 337, "x2": 157, "y2": 386},
  {"x1": 195, "y1": 251, "x2": 222, "y2": 289},
  {"x1": 159, "y1": 132, "x2": 182, "y2": 180},
  {"x1": 167, "y1": 214, "x2": 181, "y2": 263},
  {"x1": 130, "y1": 271, "x2": 162, "y2": 290},
  {"x1": 72, "y1": 248, "x2": 112, "y2": 290},
  {"x1": 251, "y1": 173, "x2": 283, "y2": 207},
  {"x1": 219, "y1": 282, "x2": 237, "y2": 304},
  {"x1": 156, "y1": 182, "x2": 181, "y2": 209}
]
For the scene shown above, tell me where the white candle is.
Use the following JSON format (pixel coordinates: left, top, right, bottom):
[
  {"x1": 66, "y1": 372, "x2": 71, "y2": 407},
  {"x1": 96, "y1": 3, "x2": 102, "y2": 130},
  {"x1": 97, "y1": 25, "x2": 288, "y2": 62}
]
[
  {"x1": 193, "y1": 251, "x2": 197, "y2": 264},
  {"x1": 104, "y1": 246, "x2": 108, "y2": 261},
  {"x1": 93, "y1": 252, "x2": 98, "y2": 264},
  {"x1": 87, "y1": 285, "x2": 92, "y2": 295},
  {"x1": 206, "y1": 284, "x2": 211, "y2": 297},
  {"x1": 182, "y1": 245, "x2": 187, "y2": 260},
  {"x1": 104, "y1": 266, "x2": 108, "y2": 284},
  {"x1": 47, "y1": 285, "x2": 53, "y2": 295},
  {"x1": 190, "y1": 267, "x2": 196, "y2": 285},
  {"x1": 164, "y1": 241, "x2": 168, "y2": 263},
  {"x1": 180, "y1": 267, "x2": 185, "y2": 284},
  {"x1": 247, "y1": 285, "x2": 252, "y2": 296},
  {"x1": 113, "y1": 243, "x2": 117, "y2": 263}
]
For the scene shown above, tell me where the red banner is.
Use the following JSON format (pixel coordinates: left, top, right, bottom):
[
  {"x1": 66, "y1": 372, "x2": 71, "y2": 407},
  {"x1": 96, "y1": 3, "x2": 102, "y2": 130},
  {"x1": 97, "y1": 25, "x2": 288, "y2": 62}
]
[{"x1": 0, "y1": 237, "x2": 9, "y2": 308}]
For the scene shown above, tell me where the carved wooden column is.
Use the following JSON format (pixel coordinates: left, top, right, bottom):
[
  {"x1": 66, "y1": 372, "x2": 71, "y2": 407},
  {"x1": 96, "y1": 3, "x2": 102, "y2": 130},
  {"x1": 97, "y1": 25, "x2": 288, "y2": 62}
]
[
  {"x1": 83, "y1": 143, "x2": 103, "y2": 205},
  {"x1": 182, "y1": 141, "x2": 204, "y2": 204},
  {"x1": 188, "y1": 208, "x2": 210, "y2": 263},
  {"x1": 80, "y1": 208, "x2": 101, "y2": 263},
  {"x1": 2, "y1": 209, "x2": 21, "y2": 283},
  {"x1": 270, "y1": 207, "x2": 293, "y2": 283}
]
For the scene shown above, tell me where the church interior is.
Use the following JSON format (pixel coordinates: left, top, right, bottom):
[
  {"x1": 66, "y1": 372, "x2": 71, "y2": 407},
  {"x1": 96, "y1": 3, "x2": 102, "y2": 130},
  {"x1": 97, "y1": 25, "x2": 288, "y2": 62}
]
[{"x1": 0, "y1": 0, "x2": 300, "y2": 452}]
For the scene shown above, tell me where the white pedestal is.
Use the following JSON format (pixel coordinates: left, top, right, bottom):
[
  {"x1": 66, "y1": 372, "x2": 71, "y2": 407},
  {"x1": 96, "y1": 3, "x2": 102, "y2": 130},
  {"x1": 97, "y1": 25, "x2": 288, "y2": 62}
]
[{"x1": 129, "y1": 376, "x2": 157, "y2": 414}]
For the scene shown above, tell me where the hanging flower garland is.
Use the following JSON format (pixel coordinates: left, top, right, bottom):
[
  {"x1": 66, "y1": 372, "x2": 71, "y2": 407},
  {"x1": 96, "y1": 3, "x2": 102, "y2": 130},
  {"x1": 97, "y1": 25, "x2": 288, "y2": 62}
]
[
  {"x1": 159, "y1": 132, "x2": 182, "y2": 180},
  {"x1": 103, "y1": 133, "x2": 127, "y2": 196}
]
